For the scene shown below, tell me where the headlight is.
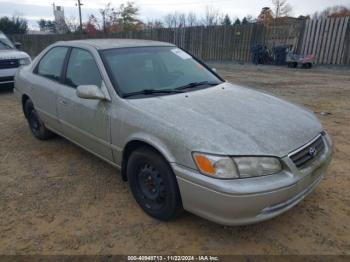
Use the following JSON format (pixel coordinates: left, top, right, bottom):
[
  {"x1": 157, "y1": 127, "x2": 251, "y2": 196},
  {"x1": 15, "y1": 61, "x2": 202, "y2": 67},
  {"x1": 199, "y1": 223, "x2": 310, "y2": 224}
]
[
  {"x1": 233, "y1": 157, "x2": 282, "y2": 178},
  {"x1": 19, "y1": 57, "x2": 31, "y2": 65},
  {"x1": 193, "y1": 153, "x2": 282, "y2": 179}
]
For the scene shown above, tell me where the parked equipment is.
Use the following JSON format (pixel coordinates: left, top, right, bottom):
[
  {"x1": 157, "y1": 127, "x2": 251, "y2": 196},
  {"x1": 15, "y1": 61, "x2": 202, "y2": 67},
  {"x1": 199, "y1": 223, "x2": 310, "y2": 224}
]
[
  {"x1": 286, "y1": 53, "x2": 316, "y2": 69},
  {"x1": 251, "y1": 44, "x2": 291, "y2": 66},
  {"x1": 251, "y1": 44, "x2": 274, "y2": 65},
  {"x1": 273, "y1": 45, "x2": 289, "y2": 65}
]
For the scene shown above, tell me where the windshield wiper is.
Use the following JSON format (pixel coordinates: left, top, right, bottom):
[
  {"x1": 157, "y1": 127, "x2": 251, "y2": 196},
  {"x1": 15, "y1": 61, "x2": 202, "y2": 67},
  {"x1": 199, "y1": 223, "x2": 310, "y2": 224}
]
[
  {"x1": 175, "y1": 81, "x2": 219, "y2": 91},
  {"x1": 122, "y1": 89, "x2": 184, "y2": 98}
]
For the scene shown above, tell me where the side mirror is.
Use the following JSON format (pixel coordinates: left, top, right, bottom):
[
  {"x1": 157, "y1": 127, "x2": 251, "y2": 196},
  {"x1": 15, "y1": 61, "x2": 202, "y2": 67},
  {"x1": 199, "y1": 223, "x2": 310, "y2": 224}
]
[
  {"x1": 14, "y1": 42, "x2": 22, "y2": 49},
  {"x1": 76, "y1": 85, "x2": 106, "y2": 100}
]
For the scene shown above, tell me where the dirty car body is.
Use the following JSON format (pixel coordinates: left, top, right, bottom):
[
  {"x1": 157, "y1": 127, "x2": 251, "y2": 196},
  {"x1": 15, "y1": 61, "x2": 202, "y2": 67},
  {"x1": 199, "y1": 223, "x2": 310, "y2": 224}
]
[{"x1": 14, "y1": 39, "x2": 333, "y2": 225}]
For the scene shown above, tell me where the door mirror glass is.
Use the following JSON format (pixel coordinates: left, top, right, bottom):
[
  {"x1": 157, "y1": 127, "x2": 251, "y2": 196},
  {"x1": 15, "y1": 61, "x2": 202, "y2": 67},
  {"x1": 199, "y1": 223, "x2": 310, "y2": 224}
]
[{"x1": 76, "y1": 85, "x2": 106, "y2": 100}]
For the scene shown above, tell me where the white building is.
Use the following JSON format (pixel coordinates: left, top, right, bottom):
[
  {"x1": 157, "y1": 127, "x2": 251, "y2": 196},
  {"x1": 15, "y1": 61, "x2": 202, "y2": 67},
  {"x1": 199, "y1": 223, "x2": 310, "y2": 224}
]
[{"x1": 53, "y1": 3, "x2": 68, "y2": 33}]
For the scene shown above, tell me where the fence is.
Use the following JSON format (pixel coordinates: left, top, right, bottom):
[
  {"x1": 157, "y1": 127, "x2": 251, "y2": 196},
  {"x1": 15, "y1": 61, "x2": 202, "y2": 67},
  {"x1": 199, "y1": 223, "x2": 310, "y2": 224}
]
[
  {"x1": 11, "y1": 17, "x2": 350, "y2": 65},
  {"x1": 300, "y1": 17, "x2": 350, "y2": 64}
]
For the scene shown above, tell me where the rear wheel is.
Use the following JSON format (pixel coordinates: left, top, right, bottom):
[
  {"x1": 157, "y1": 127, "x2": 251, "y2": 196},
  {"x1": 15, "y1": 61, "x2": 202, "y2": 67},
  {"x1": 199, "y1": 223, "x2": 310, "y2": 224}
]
[
  {"x1": 127, "y1": 147, "x2": 183, "y2": 221},
  {"x1": 302, "y1": 62, "x2": 312, "y2": 69},
  {"x1": 24, "y1": 100, "x2": 55, "y2": 140},
  {"x1": 287, "y1": 62, "x2": 298, "y2": 68}
]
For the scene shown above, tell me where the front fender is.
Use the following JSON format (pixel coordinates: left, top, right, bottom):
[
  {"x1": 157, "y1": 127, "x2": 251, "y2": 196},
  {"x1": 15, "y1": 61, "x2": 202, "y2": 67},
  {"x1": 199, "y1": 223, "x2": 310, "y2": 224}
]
[{"x1": 123, "y1": 131, "x2": 177, "y2": 164}]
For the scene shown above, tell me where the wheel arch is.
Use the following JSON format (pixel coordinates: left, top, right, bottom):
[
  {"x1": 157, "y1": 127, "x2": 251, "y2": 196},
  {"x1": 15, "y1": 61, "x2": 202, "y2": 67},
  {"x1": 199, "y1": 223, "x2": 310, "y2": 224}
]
[
  {"x1": 121, "y1": 139, "x2": 175, "y2": 182},
  {"x1": 22, "y1": 94, "x2": 31, "y2": 118}
]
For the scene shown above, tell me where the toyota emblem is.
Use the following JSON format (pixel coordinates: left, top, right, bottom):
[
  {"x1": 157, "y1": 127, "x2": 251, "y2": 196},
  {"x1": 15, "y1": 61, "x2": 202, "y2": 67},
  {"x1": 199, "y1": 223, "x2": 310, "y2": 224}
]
[{"x1": 308, "y1": 147, "x2": 317, "y2": 157}]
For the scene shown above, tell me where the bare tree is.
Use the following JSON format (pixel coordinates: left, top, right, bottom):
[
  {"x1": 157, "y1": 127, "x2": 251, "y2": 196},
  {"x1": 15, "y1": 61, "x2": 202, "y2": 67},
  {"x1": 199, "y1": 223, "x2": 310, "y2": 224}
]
[
  {"x1": 164, "y1": 11, "x2": 199, "y2": 28},
  {"x1": 146, "y1": 19, "x2": 163, "y2": 29},
  {"x1": 65, "y1": 16, "x2": 80, "y2": 32},
  {"x1": 203, "y1": 6, "x2": 221, "y2": 26},
  {"x1": 272, "y1": 0, "x2": 292, "y2": 18},
  {"x1": 154, "y1": 20, "x2": 163, "y2": 28},
  {"x1": 163, "y1": 12, "x2": 182, "y2": 28},
  {"x1": 174, "y1": 12, "x2": 181, "y2": 28},
  {"x1": 87, "y1": 14, "x2": 101, "y2": 31},
  {"x1": 98, "y1": 2, "x2": 118, "y2": 32},
  {"x1": 187, "y1": 12, "x2": 197, "y2": 27},
  {"x1": 178, "y1": 13, "x2": 186, "y2": 27},
  {"x1": 163, "y1": 14, "x2": 173, "y2": 28},
  {"x1": 312, "y1": 5, "x2": 350, "y2": 19}
]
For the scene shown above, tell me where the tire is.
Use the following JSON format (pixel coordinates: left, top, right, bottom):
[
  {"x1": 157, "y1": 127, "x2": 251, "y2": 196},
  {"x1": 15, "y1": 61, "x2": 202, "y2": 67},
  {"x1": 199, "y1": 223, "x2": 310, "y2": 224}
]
[
  {"x1": 24, "y1": 99, "x2": 55, "y2": 140},
  {"x1": 302, "y1": 63, "x2": 312, "y2": 69},
  {"x1": 127, "y1": 147, "x2": 183, "y2": 221}
]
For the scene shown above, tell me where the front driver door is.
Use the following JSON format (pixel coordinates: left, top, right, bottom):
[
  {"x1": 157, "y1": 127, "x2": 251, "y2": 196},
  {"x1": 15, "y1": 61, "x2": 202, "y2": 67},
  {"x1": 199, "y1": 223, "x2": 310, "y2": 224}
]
[
  {"x1": 57, "y1": 47, "x2": 113, "y2": 162},
  {"x1": 32, "y1": 46, "x2": 69, "y2": 131}
]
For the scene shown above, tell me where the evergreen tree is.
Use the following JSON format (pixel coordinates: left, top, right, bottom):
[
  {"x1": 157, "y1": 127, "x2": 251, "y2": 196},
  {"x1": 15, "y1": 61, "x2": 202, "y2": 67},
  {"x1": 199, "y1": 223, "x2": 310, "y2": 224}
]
[
  {"x1": 222, "y1": 14, "x2": 231, "y2": 26},
  {"x1": 234, "y1": 18, "x2": 241, "y2": 25}
]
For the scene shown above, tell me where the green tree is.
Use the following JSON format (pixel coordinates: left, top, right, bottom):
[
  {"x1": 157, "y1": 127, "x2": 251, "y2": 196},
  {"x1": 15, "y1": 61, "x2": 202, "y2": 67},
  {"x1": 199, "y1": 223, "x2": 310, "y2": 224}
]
[
  {"x1": 118, "y1": 1, "x2": 140, "y2": 31},
  {"x1": 38, "y1": 19, "x2": 57, "y2": 33},
  {"x1": 222, "y1": 14, "x2": 231, "y2": 26},
  {"x1": 234, "y1": 18, "x2": 241, "y2": 25},
  {"x1": 0, "y1": 16, "x2": 27, "y2": 34},
  {"x1": 96, "y1": 1, "x2": 140, "y2": 32},
  {"x1": 242, "y1": 17, "x2": 248, "y2": 24}
]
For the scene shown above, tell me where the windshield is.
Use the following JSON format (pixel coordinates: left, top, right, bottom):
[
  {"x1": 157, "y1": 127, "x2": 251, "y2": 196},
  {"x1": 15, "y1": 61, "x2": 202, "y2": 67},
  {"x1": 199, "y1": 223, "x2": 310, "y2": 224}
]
[
  {"x1": 101, "y1": 46, "x2": 222, "y2": 96},
  {"x1": 0, "y1": 32, "x2": 15, "y2": 50}
]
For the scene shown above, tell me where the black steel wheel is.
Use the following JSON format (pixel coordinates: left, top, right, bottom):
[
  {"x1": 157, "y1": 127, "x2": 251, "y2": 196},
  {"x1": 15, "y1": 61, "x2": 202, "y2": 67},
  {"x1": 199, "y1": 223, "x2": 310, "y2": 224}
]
[
  {"x1": 24, "y1": 99, "x2": 55, "y2": 140},
  {"x1": 127, "y1": 147, "x2": 183, "y2": 221},
  {"x1": 137, "y1": 163, "x2": 166, "y2": 210}
]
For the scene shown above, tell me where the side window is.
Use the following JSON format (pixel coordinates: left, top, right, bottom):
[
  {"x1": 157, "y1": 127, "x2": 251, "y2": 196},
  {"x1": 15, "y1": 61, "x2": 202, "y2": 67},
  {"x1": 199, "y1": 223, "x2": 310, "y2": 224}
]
[
  {"x1": 65, "y1": 48, "x2": 102, "y2": 88},
  {"x1": 37, "y1": 47, "x2": 68, "y2": 81}
]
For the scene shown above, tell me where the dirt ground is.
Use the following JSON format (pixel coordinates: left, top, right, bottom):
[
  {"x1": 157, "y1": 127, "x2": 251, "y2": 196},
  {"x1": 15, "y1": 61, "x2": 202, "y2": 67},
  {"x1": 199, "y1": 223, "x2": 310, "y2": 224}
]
[{"x1": 0, "y1": 63, "x2": 349, "y2": 255}]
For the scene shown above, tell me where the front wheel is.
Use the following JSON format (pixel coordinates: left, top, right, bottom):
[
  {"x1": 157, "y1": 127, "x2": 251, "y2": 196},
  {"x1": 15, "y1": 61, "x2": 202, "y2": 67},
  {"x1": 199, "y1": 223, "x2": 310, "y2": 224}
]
[{"x1": 127, "y1": 147, "x2": 183, "y2": 221}]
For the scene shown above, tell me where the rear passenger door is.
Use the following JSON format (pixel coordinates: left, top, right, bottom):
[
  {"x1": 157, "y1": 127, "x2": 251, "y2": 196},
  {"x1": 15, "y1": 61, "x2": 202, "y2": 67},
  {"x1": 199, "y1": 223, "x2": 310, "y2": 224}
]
[
  {"x1": 57, "y1": 47, "x2": 113, "y2": 161},
  {"x1": 32, "y1": 46, "x2": 69, "y2": 131}
]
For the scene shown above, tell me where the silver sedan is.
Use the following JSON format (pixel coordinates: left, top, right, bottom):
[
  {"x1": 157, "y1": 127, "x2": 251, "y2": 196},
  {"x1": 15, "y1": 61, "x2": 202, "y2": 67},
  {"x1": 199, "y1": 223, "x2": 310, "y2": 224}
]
[{"x1": 14, "y1": 39, "x2": 333, "y2": 225}]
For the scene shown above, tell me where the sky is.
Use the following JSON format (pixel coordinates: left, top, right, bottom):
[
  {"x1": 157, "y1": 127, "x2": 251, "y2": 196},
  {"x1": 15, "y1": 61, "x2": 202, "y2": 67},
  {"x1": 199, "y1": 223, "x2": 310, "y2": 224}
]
[{"x1": 0, "y1": 0, "x2": 349, "y2": 30}]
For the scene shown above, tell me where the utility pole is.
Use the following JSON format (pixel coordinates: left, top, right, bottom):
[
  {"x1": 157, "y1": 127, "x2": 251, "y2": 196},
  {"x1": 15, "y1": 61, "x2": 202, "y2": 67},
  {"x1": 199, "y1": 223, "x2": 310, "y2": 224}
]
[
  {"x1": 101, "y1": 10, "x2": 106, "y2": 33},
  {"x1": 77, "y1": 0, "x2": 83, "y2": 32}
]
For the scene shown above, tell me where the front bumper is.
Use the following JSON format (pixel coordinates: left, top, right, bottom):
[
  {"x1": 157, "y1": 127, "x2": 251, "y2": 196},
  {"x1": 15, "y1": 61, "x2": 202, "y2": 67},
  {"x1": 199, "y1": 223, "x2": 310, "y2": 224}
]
[
  {"x1": 172, "y1": 134, "x2": 333, "y2": 226},
  {"x1": 0, "y1": 68, "x2": 17, "y2": 86}
]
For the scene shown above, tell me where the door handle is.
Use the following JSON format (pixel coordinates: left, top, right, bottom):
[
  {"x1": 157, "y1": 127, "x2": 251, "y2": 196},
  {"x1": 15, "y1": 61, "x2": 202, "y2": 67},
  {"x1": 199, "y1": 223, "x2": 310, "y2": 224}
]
[{"x1": 60, "y1": 99, "x2": 70, "y2": 106}]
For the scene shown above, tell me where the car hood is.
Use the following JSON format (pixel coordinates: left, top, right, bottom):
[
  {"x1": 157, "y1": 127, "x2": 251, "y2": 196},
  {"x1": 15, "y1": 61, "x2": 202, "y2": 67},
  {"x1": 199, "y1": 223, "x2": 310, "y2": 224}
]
[
  {"x1": 0, "y1": 50, "x2": 30, "y2": 60},
  {"x1": 127, "y1": 82, "x2": 323, "y2": 157}
]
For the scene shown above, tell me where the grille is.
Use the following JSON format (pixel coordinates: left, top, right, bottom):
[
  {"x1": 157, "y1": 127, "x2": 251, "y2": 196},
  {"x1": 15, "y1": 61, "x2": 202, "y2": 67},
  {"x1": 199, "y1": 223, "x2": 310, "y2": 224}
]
[
  {"x1": 0, "y1": 76, "x2": 14, "y2": 83},
  {"x1": 290, "y1": 135, "x2": 325, "y2": 169},
  {"x1": 0, "y1": 59, "x2": 19, "y2": 69}
]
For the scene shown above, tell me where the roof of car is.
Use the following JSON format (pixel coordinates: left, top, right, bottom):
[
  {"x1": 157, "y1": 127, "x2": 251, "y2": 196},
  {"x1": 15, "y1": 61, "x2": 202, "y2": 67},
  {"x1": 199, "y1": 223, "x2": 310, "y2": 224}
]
[{"x1": 57, "y1": 39, "x2": 175, "y2": 50}]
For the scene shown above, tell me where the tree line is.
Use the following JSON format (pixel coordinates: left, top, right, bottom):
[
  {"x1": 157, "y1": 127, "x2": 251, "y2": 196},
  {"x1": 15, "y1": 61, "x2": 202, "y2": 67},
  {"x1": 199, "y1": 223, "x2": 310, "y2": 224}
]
[{"x1": 0, "y1": 0, "x2": 349, "y2": 35}]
